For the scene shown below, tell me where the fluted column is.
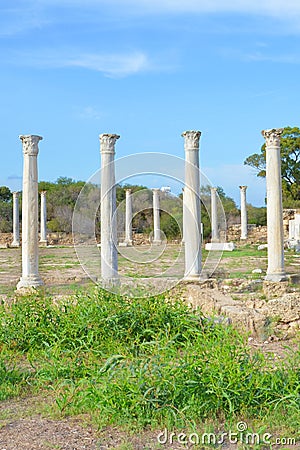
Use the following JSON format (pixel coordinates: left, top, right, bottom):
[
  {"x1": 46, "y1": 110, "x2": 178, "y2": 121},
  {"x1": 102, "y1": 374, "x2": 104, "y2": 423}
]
[
  {"x1": 17, "y1": 135, "x2": 43, "y2": 289},
  {"x1": 152, "y1": 188, "x2": 161, "y2": 244},
  {"x1": 40, "y1": 191, "x2": 48, "y2": 245},
  {"x1": 11, "y1": 192, "x2": 20, "y2": 247},
  {"x1": 100, "y1": 133, "x2": 119, "y2": 285},
  {"x1": 262, "y1": 128, "x2": 287, "y2": 282},
  {"x1": 182, "y1": 130, "x2": 202, "y2": 280},
  {"x1": 211, "y1": 187, "x2": 219, "y2": 242},
  {"x1": 124, "y1": 189, "x2": 133, "y2": 245},
  {"x1": 239, "y1": 185, "x2": 248, "y2": 240},
  {"x1": 182, "y1": 187, "x2": 185, "y2": 243}
]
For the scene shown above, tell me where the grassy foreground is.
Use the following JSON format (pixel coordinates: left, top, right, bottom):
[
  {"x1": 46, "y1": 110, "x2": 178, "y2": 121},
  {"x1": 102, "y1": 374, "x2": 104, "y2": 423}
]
[{"x1": 0, "y1": 288, "x2": 299, "y2": 440}]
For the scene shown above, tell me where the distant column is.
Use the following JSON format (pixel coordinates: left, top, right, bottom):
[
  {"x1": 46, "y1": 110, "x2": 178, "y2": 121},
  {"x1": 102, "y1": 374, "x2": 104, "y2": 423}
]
[
  {"x1": 182, "y1": 130, "x2": 202, "y2": 280},
  {"x1": 239, "y1": 185, "x2": 248, "y2": 240},
  {"x1": 11, "y1": 192, "x2": 20, "y2": 247},
  {"x1": 211, "y1": 187, "x2": 219, "y2": 242},
  {"x1": 100, "y1": 133, "x2": 119, "y2": 285},
  {"x1": 17, "y1": 135, "x2": 43, "y2": 289},
  {"x1": 262, "y1": 128, "x2": 287, "y2": 282},
  {"x1": 124, "y1": 189, "x2": 133, "y2": 245},
  {"x1": 40, "y1": 191, "x2": 48, "y2": 245},
  {"x1": 152, "y1": 188, "x2": 161, "y2": 244}
]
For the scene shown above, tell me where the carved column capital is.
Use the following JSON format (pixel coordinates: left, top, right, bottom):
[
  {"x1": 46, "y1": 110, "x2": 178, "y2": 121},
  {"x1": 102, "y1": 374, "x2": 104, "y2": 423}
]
[
  {"x1": 182, "y1": 130, "x2": 201, "y2": 150},
  {"x1": 99, "y1": 134, "x2": 120, "y2": 154},
  {"x1": 261, "y1": 128, "x2": 283, "y2": 147},
  {"x1": 239, "y1": 185, "x2": 247, "y2": 191},
  {"x1": 19, "y1": 135, "x2": 43, "y2": 156}
]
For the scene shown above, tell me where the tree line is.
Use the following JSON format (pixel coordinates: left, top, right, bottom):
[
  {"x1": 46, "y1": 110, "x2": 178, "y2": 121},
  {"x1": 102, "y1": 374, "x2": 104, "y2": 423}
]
[{"x1": 0, "y1": 178, "x2": 266, "y2": 240}]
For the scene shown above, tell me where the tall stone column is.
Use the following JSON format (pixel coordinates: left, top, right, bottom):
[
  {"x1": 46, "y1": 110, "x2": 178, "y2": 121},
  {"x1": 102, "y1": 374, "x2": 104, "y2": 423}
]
[
  {"x1": 11, "y1": 192, "x2": 20, "y2": 247},
  {"x1": 40, "y1": 191, "x2": 48, "y2": 245},
  {"x1": 211, "y1": 187, "x2": 219, "y2": 242},
  {"x1": 182, "y1": 130, "x2": 202, "y2": 280},
  {"x1": 100, "y1": 133, "x2": 119, "y2": 285},
  {"x1": 17, "y1": 135, "x2": 43, "y2": 289},
  {"x1": 239, "y1": 185, "x2": 248, "y2": 240},
  {"x1": 152, "y1": 188, "x2": 161, "y2": 245},
  {"x1": 182, "y1": 187, "x2": 185, "y2": 243},
  {"x1": 124, "y1": 189, "x2": 133, "y2": 245},
  {"x1": 262, "y1": 128, "x2": 287, "y2": 282}
]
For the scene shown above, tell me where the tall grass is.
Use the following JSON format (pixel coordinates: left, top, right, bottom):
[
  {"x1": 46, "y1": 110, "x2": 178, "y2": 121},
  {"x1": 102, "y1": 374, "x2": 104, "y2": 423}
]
[{"x1": 0, "y1": 288, "x2": 299, "y2": 429}]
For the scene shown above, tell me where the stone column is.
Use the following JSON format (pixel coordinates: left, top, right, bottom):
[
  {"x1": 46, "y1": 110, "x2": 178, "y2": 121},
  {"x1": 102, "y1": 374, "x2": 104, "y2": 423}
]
[
  {"x1": 182, "y1": 130, "x2": 202, "y2": 280},
  {"x1": 152, "y1": 188, "x2": 161, "y2": 244},
  {"x1": 211, "y1": 187, "x2": 219, "y2": 242},
  {"x1": 182, "y1": 187, "x2": 185, "y2": 243},
  {"x1": 124, "y1": 189, "x2": 133, "y2": 245},
  {"x1": 239, "y1": 185, "x2": 248, "y2": 240},
  {"x1": 11, "y1": 192, "x2": 20, "y2": 247},
  {"x1": 17, "y1": 135, "x2": 43, "y2": 289},
  {"x1": 262, "y1": 128, "x2": 287, "y2": 282},
  {"x1": 40, "y1": 191, "x2": 48, "y2": 245},
  {"x1": 100, "y1": 133, "x2": 119, "y2": 285}
]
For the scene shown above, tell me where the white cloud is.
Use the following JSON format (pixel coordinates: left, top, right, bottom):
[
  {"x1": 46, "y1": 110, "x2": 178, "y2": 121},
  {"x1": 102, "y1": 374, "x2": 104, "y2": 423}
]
[
  {"x1": 36, "y1": 0, "x2": 300, "y2": 18},
  {"x1": 9, "y1": 50, "x2": 156, "y2": 77},
  {"x1": 76, "y1": 106, "x2": 103, "y2": 120}
]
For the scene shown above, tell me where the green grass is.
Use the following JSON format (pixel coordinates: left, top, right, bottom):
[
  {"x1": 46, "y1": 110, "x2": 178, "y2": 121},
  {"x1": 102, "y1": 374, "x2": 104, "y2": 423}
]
[{"x1": 0, "y1": 289, "x2": 299, "y2": 440}]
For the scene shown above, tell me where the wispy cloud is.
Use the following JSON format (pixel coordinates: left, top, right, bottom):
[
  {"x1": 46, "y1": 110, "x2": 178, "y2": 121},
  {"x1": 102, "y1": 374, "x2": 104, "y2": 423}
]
[
  {"x1": 7, "y1": 175, "x2": 22, "y2": 181},
  {"x1": 244, "y1": 52, "x2": 300, "y2": 64},
  {"x1": 76, "y1": 106, "x2": 103, "y2": 120},
  {"x1": 8, "y1": 50, "x2": 160, "y2": 77},
  {"x1": 34, "y1": 0, "x2": 300, "y2": 18}
]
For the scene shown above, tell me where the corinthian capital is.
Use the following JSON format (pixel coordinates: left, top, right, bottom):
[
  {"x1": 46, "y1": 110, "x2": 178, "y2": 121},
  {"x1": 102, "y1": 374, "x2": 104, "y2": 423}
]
[
  {"x1": 19, "y1": 135, "x2": 43, "y2": 156},
  {"x1": 182, "y1": 130, "x2": 201, "y2": 150},
  {"x1": 261, "y1": 128, "x2": 283, "y2": 147},
  {"x1": 99, "y1": 133, "x2": 120, "y2": 154}
]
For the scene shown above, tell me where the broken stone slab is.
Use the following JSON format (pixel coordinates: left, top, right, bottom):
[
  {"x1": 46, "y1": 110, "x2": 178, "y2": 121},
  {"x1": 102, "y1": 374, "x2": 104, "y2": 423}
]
[
  {"x1": 257, "y1": 244, "x2": 268, "y2": 250},
  {"x1": 205, "y1": 242, "x2": 235, "y2": 251},
  {"x1": 252, "y1": 268, "x2": 263, "y2": 274}
]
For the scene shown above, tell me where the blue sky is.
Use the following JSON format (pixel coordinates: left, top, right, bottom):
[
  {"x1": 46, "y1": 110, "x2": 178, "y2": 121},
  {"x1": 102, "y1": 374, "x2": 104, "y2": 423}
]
[{"x1": 1, "y1": 0, "x2": 300, "y2": 206}]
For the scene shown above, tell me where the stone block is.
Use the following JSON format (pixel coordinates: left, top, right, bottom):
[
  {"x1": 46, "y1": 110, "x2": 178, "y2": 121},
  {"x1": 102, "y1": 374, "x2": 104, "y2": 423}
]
[{"x1": 205, "y1": 242, "x2": 235, "y2": 251}]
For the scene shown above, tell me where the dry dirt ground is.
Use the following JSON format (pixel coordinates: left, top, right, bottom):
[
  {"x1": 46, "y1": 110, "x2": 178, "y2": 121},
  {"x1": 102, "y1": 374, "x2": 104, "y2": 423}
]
[{"x1": 0, "y1": 246, "x2": 300, "y2": 449}]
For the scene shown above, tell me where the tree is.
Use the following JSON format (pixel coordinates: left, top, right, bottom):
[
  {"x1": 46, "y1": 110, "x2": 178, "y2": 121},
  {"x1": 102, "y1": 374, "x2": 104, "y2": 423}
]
[
  {"x1": 244, "y1": 126, "x2": 300, "y2": 204},
  {"x1": 0, "y1": 186, "x2": 12, "y2": 232},
  {"x1": 0, "y1": 186, "x2": 12, "y2": 203}
]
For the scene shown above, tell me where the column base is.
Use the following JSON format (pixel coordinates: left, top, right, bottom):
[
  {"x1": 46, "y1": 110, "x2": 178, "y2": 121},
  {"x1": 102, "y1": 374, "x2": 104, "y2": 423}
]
[
  {"x1": 152, "y1": 240, "x2": 162, "y2": 246},
  {"x1": 17, "y1": 275, "x2": 44, "y2": 290},
  {"x1": 39, "y1": 240, "x2": 48, "y2": 247},
  {"x1": 265, "y1": 272, "x2": 288, "y2": 282},
  {"x1": 100, "y1": 277, "x2": 120, "y2": 289},
  {"x1": 183, "y1": 272, "x2": 208, "y2": 282},
  {"x1": 119, "y1": 241, "x2": 133, "y2": 247},
  {"x1": 10, "y1": 241, "x2": 20, "y2": 248},
  {"x1": 240, "y1": 236, "x2": 247, "y2": 240}
]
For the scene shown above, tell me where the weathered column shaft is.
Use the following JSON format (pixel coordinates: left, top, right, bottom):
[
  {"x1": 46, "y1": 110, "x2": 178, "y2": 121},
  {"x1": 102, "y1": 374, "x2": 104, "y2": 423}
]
[
  {"x1": 124, "y1": 189, "x2": 133, "y2": 245},
  {"x1": 152, "y1": 189, "x2": 161, "y2": 244},
  {"x1": 17, "y1": 135, "x2": 43, "y2": 289},
  {"x1": 40, "y1": 191, "x2": 47, "y2": 243},
  {"x1": 262, "y1": 128, "x2": 287, "y2": 281},
  {"x1": 11, "y1": 192, "x2": 20, "y2": 247},
  {"x1": 182, "y1": 130, "x2": 202, "y2": 280},
  {"x1": 211, "y1": 187, "x2": 219, "y2": 242},
  {"x1": 239, "y1": 185, "x2": 248, "y2": 240},
  {"x1": 100, "y1": 133, "x2": 119, "y2": 284}
]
